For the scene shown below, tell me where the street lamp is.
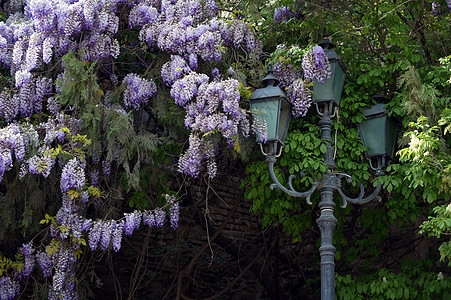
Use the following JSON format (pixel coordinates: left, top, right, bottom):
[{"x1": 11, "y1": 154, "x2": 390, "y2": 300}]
[
  {"x1": 312, "y1": 38, "x2": 347, "y2": 106},
  {"x1": 357, "y1": 95, "x2": 398, "y2": 176},
  {"x1": 248, "y1": 40, "x2": 397, "y2": 300},
  {"x1": 248, "y1": 66, "x2": 291, "y2": 145}
]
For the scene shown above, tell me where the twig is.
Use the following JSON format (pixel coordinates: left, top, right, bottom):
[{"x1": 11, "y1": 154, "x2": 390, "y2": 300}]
[
  {"x1": 175, "y1": 185, "x2": 240, "y2": 300},
  {"x1": 204, "y1": 246, "x2": 265, "y2": 300}
]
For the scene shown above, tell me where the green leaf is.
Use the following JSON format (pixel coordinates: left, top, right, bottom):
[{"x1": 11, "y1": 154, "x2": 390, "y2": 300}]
[{"x1": 404, "y1": 288, "x2": 409, "y2": 298}]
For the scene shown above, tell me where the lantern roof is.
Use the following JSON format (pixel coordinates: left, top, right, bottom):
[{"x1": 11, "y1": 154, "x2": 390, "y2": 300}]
[
  {"x1": 248, "y1": 66, "x2": 287, "y2": 101},
  {"x1": 363, "y1": 103, "x2": 387, "y2": 118},
  {"x1": 364, "y1": 95, "x2": 388, "y2": 117}
]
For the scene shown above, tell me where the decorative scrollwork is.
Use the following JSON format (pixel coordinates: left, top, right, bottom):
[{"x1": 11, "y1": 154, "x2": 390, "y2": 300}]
[
  {"x1": 336, "y1": 174, "x2": 382, "y2": 208},
  {"x1": 266, "y1": 156, "x2": 319, "y2": 205}
]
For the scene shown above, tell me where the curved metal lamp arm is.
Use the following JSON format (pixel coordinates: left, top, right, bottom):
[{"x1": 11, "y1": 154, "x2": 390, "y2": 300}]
[
  {"x1": 266, "y1": 156, "x2": 319, "y2": 205},
  {"x1": 336, "y1": 174, "x2": 382, "y2": 208}
]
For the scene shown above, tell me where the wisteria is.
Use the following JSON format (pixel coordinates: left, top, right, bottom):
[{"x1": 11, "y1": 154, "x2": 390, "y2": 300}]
[
  {"x1": 0, "y1": 0, "x2": 336, "y2": 298},
  {"x1": 287, "y1": 78, "x2": 312, "y2": 118},
  {"x1": 273, "y1": 61, "x2": 303, "y2": 89},
  {"x1": 274, "y1": 6, "x2": 303, "y2": 24},
  {"x1": 143, "y1": 210, "x2": 156, "y2": 227},
  {"x1": 0, "y1": 277, "x2": 20, "y2": 300},
  {"x1": 0, "y1": 123, "x2": 39, "y2": 182},
  {"x1": 122, "y1": 74, "x2": 157, "y2": 111},
  {"x1": 161, "y1": 55, "x2": 192, "y2": 86},
  {"x1": 112, "y1": 221, "x2": 124, "y2": 252},
  {"x1": 124, "y1": 210, "x2": 142, "y2": 235},
  {"x1": 102, "y1": 159, "x2": 111, "y2": 178},
  {"x1": 60, "y1": 158, "x2": 86, "y2": 193},
  {"x1": 18, "y1": 243, "x2": 35, "y2": 280},
  {"x1": 25, "y1": 148, "x2": 56, "y2": 178},
  {"x1": 172, "y1": 70, "x2": 250, "y2": 178},
  {"x1": 166, "y1": 194, "x2": 180, "y2": 229},
  {"x1": 50, "y1": 246, "x2": 78, "y2": 299},
  {"x1": 155, "y1": 209, "x2": 166, "y2": 227},
  {"x1": 88, "y1": 220, "x2": 103, "y2": 251},
  {"x1": 36, "y1": 251, "x2": 53, "y2": 278},
  {"x1": 302, "y1": 45, "x2": 331, "y2": 84},
  {"x1": 269, "y1": 44, "x2": 332, "y2": 119}
]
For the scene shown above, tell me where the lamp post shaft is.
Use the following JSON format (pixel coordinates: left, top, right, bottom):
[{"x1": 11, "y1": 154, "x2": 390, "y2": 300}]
[
  {"x1": 317, "y1": 103, "x2": 338, "y2": 300},
  {"x1": 260, "y1": 101, "x2": 385, "y2": 300}
]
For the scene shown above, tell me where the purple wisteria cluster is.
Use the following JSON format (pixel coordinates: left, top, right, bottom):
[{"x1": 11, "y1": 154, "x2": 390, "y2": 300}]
[
  {"x1": 122, "y1": 73, "x2": 157, "y2": 111},
  {"x1": 166, "y1": 194, "x2": 180, "y2": 229},
  {"x1": 287, "y1": 79, "x2": 312, "y2": 118},
  {"x1": 102, "y1": 159, "x2": 111, "y2": 178},
  {"x1": 0, "y1": 0, "x2": 124, "y2": 138},
  {"x1": 136, "y1": 0, "x2": 261, "y2": 67},
  {"x1": 0, "y1": 76, "x2": 52, "y2": 121},
  {"x1": 272, "y1": 44, "x2": 304, "y2": 88},
  {"x1": 161, "y1": 55, "x2": 193, "y2": 86},
  {"x1": 270, "y1": 44, "x2": 333, "y2": 118},
  {"x1": 53, "y1": 195, "x2": 92, "y2": 243},
  {"x1": 86, "y1": 195, "x2": 179, "y2": 252},
  {"x1": 23, "y1": 146, "x2": 56, "y2": 179},
  {"x1": 432, "y1": 1, "x2": 451, "y2": 15},
  {"x1": 10, "y1": 242, "x2": 79, "y2": 299},
  {"x1": 302, "y1": 45, "x2": 331, "y2": 84},
  {"x1": 273, "y1": 61, "x2": 303, "y2": 89},
  {"x1": 170, "y1": 71, "x2": 210, "y2": 107},
  {"x1": 0, "y1": 123, "x2": 39, "y2": 182},
  {"x1": 274, "y1": 6, "x2": 304, "y2": 24},
  {"x1": 178, "y1": 133, "x2": 214, "y2": 178},
  {"x1": 17, "y1": 243, "x2": 35, "y2": 280},
  {"x1": 36, "y1": 251, "x2": 53, "y2": 278},
  {"x1": 0, "y1": 192, "x2": 180, "y2": 299},
  {"x1": 0, "y1": 277, "x2": 20, "y2": 300},
  {"x1": 167, "y1": 57, "x2": 250, "y2": 178},
  {"x1": 17, "y1": 113, "x2": 82, "y2": 181},
  {"x1": 48, "y1": 246, "x2": 78, "y2": 300},
  {"x1": 60, "y1": 158, "x2": 86, "y2": 193},
  {"x1": 0, "y1": 0, "x2": 260, "y2": 298},
  {"x1": 88, "y1": 220, "x2": 123, "y2": 251}
]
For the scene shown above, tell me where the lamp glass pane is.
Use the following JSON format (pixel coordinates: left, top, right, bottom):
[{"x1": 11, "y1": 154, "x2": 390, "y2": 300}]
[
  {"x1": 333, "y1": 64, "x2": 345, "y2": 106},
  {"x1": 385, "y1": 118, "x2": 397, "y2": 158},
  {"x1": 250, "y1": 98, "x2": 279, "y2": 141},
  {"x1": 278, "y1": 98, "x2": 291, "y2": 142},
  {"x1": 359, "y1": 117, "x2": 386, "y2": 156},
  {"x1": 312, "y1": 62, "x2": 336, "y2": 102}
]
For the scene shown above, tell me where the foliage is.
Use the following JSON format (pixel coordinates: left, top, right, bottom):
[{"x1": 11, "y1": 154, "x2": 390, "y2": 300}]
[
  {"x1": 336, "y1": 259, "x2": 451, "y2": 300},
  {"x1": 0, "y1": 0, "x2": 450, "y2": 298},
  {"x1": 241, "y1": 0, "x2": 451, "y2": 292},
  {"x1": 0, "y1": 0, "x2": 262, "y2": 298}
]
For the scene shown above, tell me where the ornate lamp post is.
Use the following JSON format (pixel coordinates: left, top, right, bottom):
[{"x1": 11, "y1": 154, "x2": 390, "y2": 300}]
[{"x1": 248, "y1": 39, "x2": 397, "y2": 300}]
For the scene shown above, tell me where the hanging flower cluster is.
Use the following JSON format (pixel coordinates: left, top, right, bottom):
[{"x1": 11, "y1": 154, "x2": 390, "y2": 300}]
[
  {"x1": 302, "y1": 45, "x2": 331, "y2": 84},
  {"x1": 0, "y1": 277, "x2": 20, "y2": 300},
  {"x1": 136, "y1": 0, "x2": 261, "y2": 65},
  {"x1": 274, "y1": 6, "x2": 304, "y2": 24},
  {"x1": 270, "y1": 44, "x2": 332, "y2": 118},
  {"x1": 122, "y1": 74, "x2": 157, "y2": 111},
  {"x1": 168, "y1": 55, "x2": 250, "y2": 178},
  {"x1": 0, "y1": 192, "x2": 180, "y2": 299},
  {"x1": 0, "y1": 0, "x2": 263, "y2": 298},
  {"x1": 287, "y1": 78, "x2": 312, "y2": 118}
]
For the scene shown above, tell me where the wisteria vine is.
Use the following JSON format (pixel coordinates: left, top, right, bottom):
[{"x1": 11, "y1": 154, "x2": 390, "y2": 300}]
[
  {"x1": 271, "y1": 44, "x2": 331, "y2": 118},
  {"x1": 0, "y1": 0, "x2": 333, "y2": 298}
]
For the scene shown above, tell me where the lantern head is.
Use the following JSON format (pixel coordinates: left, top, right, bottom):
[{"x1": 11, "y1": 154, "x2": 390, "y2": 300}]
[{"x1": 248, "y1": 67, "x2": 291, "y2": 144}]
